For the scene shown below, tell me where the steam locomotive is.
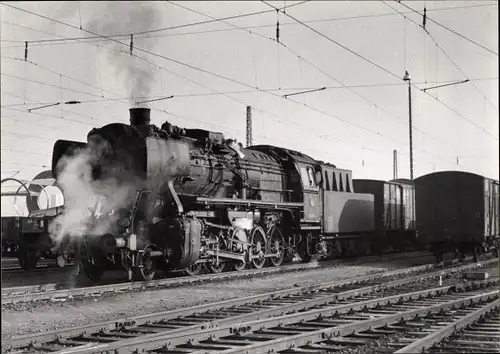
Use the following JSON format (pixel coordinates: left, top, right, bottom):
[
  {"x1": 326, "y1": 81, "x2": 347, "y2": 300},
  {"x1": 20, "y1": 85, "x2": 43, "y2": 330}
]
[{"x1": 51, "y1": 108, "x2": 397, "y2": 282}]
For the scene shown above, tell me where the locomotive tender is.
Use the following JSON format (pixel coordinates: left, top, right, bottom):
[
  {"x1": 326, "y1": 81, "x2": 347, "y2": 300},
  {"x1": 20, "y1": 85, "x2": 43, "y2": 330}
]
[{"x1": 52, "y1": 108, "x2": 376, "y2": 281}]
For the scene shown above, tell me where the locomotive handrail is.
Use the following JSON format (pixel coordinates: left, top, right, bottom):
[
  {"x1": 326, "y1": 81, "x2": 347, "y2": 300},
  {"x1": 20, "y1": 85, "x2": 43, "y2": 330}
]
[{"x1": 196, "y1": 197, "x2": 303, "y2": 208}]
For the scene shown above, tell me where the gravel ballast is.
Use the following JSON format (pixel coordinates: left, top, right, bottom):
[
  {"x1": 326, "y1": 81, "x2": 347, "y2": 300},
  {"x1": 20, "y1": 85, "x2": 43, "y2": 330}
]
[{"x1": 0, "y1": 256, "x2": 452, "y2": 340}]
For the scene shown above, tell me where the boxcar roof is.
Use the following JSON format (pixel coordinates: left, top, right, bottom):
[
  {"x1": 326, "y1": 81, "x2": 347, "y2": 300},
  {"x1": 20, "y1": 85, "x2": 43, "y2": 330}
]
[{"x1": 415, "y1": 170, "x2": 498, "y2": 183}]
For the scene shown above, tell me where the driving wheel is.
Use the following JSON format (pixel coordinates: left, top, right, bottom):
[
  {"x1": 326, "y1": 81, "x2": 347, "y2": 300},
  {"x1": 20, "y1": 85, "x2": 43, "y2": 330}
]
[
  {"x1": 185, "y1": 263, "x2": 203, "y2": 276},
  {"x1": 207, "y1": 261, "x2": 226, "y2": 273},
  {"x1": 250, "y1": 226, "x2": 266, "y2": 269},
  {"x1": 267, "y1": 226, "x2": 285, "y2": 267},
  {"x1": 134, "y1": 247, "x2": 156, "y2": 281}
]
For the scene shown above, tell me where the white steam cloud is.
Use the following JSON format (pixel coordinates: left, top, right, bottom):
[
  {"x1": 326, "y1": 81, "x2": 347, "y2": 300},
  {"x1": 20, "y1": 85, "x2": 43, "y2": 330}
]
[
  {"x1": 84, "y1": 2, "x2": 163, "y2": 104},
  {"x1": 49, "y1": 146, "x2": 138, "y2": 244}
]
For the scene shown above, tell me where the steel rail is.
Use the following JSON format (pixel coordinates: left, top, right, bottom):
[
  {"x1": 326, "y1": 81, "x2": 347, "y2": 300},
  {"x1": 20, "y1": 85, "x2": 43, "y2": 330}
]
[
  {"x1": 50, "y1": 282, "x2": 499, "y2": 354},
  {"x1": 216, "y1": 291, "x2": 499, "y2": 354},
  {"x1": 4, "y1": 258, "x2": 496, "y2": 352},
  {"x1": 1, "y1": 265, "x2": 71, "y2": 272},
  {"x1": 394, "y1": 298, "x2": 500, "y2": 353},
  {"x1": 1, "y1": 258, "x2": 61, "y2": 271},
  {"x1": 1, "y1": 250, "x2": 432, "y2": 304},
  {"x1": 1, "y1": 284, "x2": 58, "y2": 297},
  {"x1": 427, "y1": 306, "x2": 500, "y2": 353}
]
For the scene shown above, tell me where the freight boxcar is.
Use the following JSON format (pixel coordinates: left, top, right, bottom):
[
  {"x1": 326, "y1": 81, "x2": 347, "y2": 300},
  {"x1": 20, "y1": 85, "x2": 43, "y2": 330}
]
[
  {"x1": 1, "y1": 216, "x2": 55, "y2": 269},
  {"x1": 353, "y1": 179, "x2": 418, "y2": 253},
  {"x1": 2, "y1": 217, "x2": 19, "y2": 257},
  {"x1": 414, "y1": 171, "x2": 499, "y2": 262}
]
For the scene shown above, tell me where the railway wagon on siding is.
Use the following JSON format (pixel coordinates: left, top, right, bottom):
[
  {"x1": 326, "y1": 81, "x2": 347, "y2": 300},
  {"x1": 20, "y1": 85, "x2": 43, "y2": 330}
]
[
  {"x1": 352, "y1": 179, "x2": 418, "y2": 253},
  {"x1": 414, "y1": 171, "x2": 499, "y2": 262},
  {"x1": 2, "y1": 217, "x2": 19, "y2": 257},
  {"x1": 1, "y1": 215, "x2": 55, "y2": 269}
]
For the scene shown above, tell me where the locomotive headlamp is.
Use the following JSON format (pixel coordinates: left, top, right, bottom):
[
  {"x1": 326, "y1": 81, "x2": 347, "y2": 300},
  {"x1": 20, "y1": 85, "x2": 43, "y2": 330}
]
[{"x1": 118, "y1": 217, "x2": 131, "y2": 228}]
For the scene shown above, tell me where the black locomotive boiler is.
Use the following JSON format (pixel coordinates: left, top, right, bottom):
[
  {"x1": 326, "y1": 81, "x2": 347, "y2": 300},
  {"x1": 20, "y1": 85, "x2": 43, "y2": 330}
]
[{"x1": 52, "y1": 108, "x2": 378, "y2": 282}]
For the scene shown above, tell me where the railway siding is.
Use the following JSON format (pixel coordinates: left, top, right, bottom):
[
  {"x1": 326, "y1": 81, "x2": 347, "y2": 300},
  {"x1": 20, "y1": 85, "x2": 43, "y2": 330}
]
[
  {"x1": 28, "y1": 281, "x2": 498, "y2": 353},
  {"x1": 1, "y1": 251, "x2": 432, "y2": 304},
  {"x1": 3, "y1": 258, "x2": 498, "y2": 353}
]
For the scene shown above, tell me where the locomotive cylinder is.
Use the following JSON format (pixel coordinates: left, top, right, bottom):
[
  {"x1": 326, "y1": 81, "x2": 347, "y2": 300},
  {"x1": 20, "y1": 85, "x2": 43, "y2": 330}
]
[{"x1": 89, "y1": 234, "x2": 126, "y2": 253}]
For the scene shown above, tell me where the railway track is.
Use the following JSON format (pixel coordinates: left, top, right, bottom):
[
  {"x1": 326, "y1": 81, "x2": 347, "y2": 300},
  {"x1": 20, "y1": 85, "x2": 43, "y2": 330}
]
[
  {"x1": 1, "y1": 250, "x2": 432, "y2": 304},
  {"x1": 3, "y1": 257, "x2": 498, "y2": 353},
  {"x1": 392, "y1": 295, "x2": 500, "y2": 353},
  {"x1": 1, "y1": 258, "x2": 69, "y2": 272}
]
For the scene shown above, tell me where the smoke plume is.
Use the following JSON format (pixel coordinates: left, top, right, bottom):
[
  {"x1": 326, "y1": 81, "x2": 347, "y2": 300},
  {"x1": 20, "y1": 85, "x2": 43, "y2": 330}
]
[{"x1": 84, "y1": 2, "x2": 163, "y2": 104}]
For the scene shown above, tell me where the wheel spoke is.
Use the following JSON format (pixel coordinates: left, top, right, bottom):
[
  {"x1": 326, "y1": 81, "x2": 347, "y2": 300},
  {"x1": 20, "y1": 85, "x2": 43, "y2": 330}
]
[
  {"x1": 250, "y1": 226, "x2": 266, "y2": 269},
  {"x1": 185, "y1": 263, "x2": 202, "y2": 276},
  {"x1": 208, "y1": 261, "x2": 226, "y2": 273},
  {"x1": 267, "y1": 227, "x2": 285, "y2": 267}
]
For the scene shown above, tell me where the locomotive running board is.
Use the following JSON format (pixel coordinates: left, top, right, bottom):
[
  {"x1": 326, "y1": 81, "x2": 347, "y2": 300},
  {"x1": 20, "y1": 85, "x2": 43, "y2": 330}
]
[{"x1": 196, "y1": 197, "x2": 303, "y2": 209}]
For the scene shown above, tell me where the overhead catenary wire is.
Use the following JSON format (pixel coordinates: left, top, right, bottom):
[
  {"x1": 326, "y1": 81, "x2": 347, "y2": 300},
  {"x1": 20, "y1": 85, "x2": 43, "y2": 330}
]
[
  {"x1": 3, "y1": 58, "x2": 390, "y2": 157},
  {"x1": 1, "y1": 3, "x2": 496, "y2": 48},
  {"x1": 1, "y1": 2, "x2": 416, "y2": 152},
  {"x1": 262, "y1": 0, "x2": 498, "y2": 141},
  {"x1": 1, "y1": 161, "x2": 50, "y2": 168},
  {"x1": 383, "y1": 1, "x2": 499, "y2": 111},
  {"x1": 3, "y1": 52, "x2": 495, "y2": 163},
  {"x1": 3, "y1": 91, "x2": 109, "y2": 125},
  {"x1": 2, "y1": 4, "x2": 496, "y2": 165},
  {"x1": 0, "y1": 1, "x2": 308, "y2": 45},
  {"x1": 165, "y1": 1, "x2": 458, "y2": 155},
  {"x1": 2, "y1": 2, "x2": 496, "y2": 166},
  {"x1": 3, "y1": 76, "x2": 497, "y2": 109},
  {"x1": 4, "y1": 49, "x2": 372, "y2": 153},
  {"x1": 396, "y1": 1, "x2": 498, "y2": 56}
]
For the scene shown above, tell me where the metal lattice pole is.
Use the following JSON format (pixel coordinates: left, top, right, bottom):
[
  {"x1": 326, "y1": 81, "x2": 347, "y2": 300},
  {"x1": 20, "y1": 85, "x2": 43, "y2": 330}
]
[
  {"x1": 246, "y1": 106, "x2": 252, "y2": 148},
  {"x1": 393, "y1": 149, "x2": 398, "y2": 180}
]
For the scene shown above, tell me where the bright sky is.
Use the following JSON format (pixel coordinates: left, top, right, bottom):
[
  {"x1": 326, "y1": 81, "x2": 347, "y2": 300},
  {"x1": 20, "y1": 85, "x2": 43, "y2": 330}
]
[{"x1": 1, "y1": 1, "x2": 498, "y2": 215}]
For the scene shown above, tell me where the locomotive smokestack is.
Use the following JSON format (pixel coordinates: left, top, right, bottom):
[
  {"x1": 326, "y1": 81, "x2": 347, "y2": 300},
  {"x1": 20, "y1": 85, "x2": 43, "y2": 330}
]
[{"x1": 129, "y1": 107, "x2": 151, "y2": 126}]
